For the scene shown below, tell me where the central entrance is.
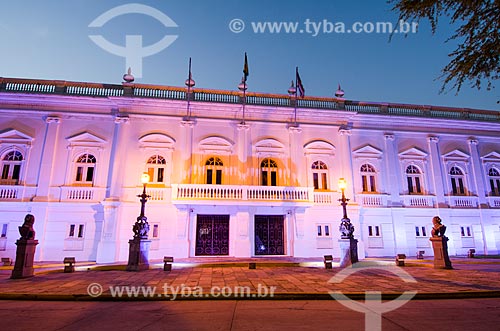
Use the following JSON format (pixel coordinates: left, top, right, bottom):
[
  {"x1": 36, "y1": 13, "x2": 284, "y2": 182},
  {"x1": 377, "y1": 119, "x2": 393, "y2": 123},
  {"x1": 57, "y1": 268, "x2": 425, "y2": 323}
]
[
  {"x1": 195, "y1": 215, "x2": 230, "y2": 256},
  {"x1": 254, "y1": 215, "x2": 285, "y2": 255}
]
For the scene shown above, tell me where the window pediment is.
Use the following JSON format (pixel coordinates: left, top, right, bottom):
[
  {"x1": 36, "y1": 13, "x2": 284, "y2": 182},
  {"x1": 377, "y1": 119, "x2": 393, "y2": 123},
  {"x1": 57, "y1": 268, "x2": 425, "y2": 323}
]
[
  {"x1": 0, "y1": 129, "x2": 33, "y2": 145},
  {"x1": 67, "y1": 132, "x2": 106, "y2": 148},
  {"x1": 304, "y1": 140, "x2": 335, "y2": 156},
  {"x1": 353, "y1": 145, "x2": 382, "y2": 159},
  {"x1": 199, "y1": 136, "x2": 233, "y2": 155},
  {"x1": 442, "y1": 149, "x2": 469, "y2": 162},
  {"x1": 255, "y1": 138, "x2": 285, "y2": 156},
  {"x1": 481, "y1": 151, "x2": 500, "y2": 163},
  {"x1": 139, "y1": 133, "x2": 175, "y2": 150},
  {"x1": 399, "y1": 147, "x2": 428, "y2": 160}
]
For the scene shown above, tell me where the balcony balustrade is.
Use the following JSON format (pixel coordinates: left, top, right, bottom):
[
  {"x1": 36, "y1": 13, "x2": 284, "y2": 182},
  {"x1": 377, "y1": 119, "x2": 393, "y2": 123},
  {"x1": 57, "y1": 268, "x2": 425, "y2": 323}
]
[
  {"x1": 448, "y1": 195, "x2": 479, "y2": 208},
  {"x1": 402, "y1": 195, "x2": 436, "y2": 208}
]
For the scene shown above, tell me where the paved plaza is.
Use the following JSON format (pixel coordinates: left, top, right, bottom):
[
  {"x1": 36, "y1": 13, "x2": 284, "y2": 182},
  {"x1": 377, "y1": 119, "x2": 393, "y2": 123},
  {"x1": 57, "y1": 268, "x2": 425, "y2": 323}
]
[{"x1": 0, "y1": 257, "x2": 499, "y2": 300}]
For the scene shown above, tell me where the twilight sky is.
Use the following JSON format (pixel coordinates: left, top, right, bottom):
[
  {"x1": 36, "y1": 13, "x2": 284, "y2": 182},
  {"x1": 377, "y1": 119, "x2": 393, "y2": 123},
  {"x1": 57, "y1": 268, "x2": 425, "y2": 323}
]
[{"x1": 0, "y1": 0, "x2": 498, "y2": 110}]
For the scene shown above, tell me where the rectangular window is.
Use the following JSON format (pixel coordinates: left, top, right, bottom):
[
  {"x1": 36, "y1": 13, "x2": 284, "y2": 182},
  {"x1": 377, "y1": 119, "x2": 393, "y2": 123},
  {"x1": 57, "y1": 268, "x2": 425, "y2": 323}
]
[
  {"x1": 370, "y1": 176, "x2": 376, "y2": 192},
  {"x1": 490, "y1": 179, "x2": 496, "y2": 195},
  {"x1": 460, "y1": 226, "x2": 472, "y2": 237},
  {"x1": 157, "y1": 168, "x2": 164, "y2": 183},
  {"x1": 153, "y1": 224, "x2": 159, "y2": 238},
  {"x1": 261, "y1": 171, "x2": 267, "y2": 186},
  {"x1": 271, "y1": 172, "x2": 277, "y2": 186},
  {"x1": 77, "y1": 224, "x2": 84, "y2": 238},
  {"x1": 407, "y1": 177, "x2": 414, "y2": 194},
  {"x1": 75, "y1": 167, "x2": 83, "y2": 181},
  {"x1": 215, "y1": 169, "x2": 222, "y2": 185},
  {"x1": 451, "y1": 178, "x2": 458, "y2": 195},
  {"x1": 206, "y1": 169, "x2": 213, "y2": 184},
  {"x1": 313, "y1": 173, "x2": 319, "y2": 190},
  {"x1": 415, "y1": 177, "x2": 421, "y2": 193},
  {"x1": 1, "y1": 224, "x2": 7, "y2": 237},
  {"x1": 317, "y1": 224, "x2": 331, "y2": 237},
  {"x1": 1, "y1": 165, "x2": 9, "y2": 180},
  {"x1": 85, "y1": 167, "x2": 94, "y2": 182},
  {"x1": 321, "y1": 173, "x2": 328, "y2": 190},
  {"x1": 69, "y1": 224, "x2": 76, "y2": 237},
  {"x1": 147, "y1": 167, "x2": 155, "y2": 182},
  {"x1": 458, "y1": 178, "x2": 465, "y2": 195},
  {"x1": 415, "y1": 226, "x2": 427, "y2": 237},
  {"x1": 12, "y1": 164, "x2": 21, "y2": 180},
  {"x1": 362, "y1": 175, "x2": 368, "y2": 192},
  {"x1": 368, "y1": 225, "x2": 381, "y2": 237}
]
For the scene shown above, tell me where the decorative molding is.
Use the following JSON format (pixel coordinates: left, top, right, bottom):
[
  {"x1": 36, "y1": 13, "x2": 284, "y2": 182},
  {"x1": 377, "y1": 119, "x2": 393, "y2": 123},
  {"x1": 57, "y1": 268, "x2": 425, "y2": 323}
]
[
  {"x1": 114, "y1": 115, "x2": 129, "y2": 124},
  {"x1": 303, "y1": 140, "x2": 335, "y2": 156},
  {"x1": 66, "y1": 131, "x2": 106, "y2": 149},
  {"x1": 442, "y1": 149, "x2": 470, "y2": 161},
  {"x1": 198, "y1": 136, "x2": 234, "y2": 155},
  {"x1": 398, "y1": 147, "x2": 428, "y2": 160},
  {"x1": 427, "y1": 136, "x2": 439, "y2": 143},
  {"x1": 45, "y1": 116, "x2": 61, "y2": 124},
  {"x1": 0, "y1": 129, "x2": 34, "y2": 145},
  {"x1": 353, "y1": 144, "x2": 383, "y2": 159},
  {"x1": 467, "y1": 138, "x2": 479, "y2": 145},
  {"x1": 383, "y1": 133, "x2": 394, "y2": 141},
  {"x1": 139, "y1": 133, "x2": 175, "y2": 150}
]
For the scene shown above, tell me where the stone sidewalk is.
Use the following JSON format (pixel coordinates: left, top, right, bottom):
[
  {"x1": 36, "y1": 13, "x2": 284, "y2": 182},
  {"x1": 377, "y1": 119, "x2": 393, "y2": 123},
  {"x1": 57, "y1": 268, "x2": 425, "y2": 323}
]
[{"x1": 1, "y1": 257, "x2": 500, "y2": 300}]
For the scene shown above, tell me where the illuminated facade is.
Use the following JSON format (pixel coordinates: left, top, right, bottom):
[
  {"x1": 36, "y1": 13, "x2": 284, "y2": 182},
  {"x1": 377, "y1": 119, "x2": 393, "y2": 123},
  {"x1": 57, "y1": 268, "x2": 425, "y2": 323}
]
[{"x1": 1, "y1": 76, "x2": 500, "y2": 262}]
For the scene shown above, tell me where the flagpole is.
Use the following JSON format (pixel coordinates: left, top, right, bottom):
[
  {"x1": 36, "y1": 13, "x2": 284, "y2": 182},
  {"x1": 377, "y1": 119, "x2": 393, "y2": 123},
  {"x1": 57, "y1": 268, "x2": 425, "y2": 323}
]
[
  {"x1": 294, "y1": 67, "x2": 298, "y2": 126},
  {"x1": 239, "y1": 52, "x2": 249, "y2": 125},
  {"x1": 185, "y1": 57, "x2": 195, "y2": 120}
]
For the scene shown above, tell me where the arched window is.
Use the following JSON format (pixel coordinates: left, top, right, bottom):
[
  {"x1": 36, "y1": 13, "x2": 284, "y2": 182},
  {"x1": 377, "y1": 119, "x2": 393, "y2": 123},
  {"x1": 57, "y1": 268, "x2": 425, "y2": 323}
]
[
  {"x1": 360, "y1": 164, "x2": 376, "y2": 192},
  {"x1": 146, "y1": 155, "x2": 166, "y2": 183},
  {"x1": 488, "y1": 167, "x2": 500, "y2": 196},
  {"x1": 312, "y1": 161, "x2": 328, "y2": 190},
  {"x1": 75, "y1": 154, "x2": 96, "y2": 185},
  {"x1": 449, "y1": 166, "x2": 466, "y2": 195},
  {"x1": 261, "y1": 158, "x2": 278, "y2": 186},
  {"x1": 205, "y1": 157, "x2": 223, "y2": 185},
  {"x1": 1, "y1": 150, "x2": 23, "y2": 185},
  {"x1": 406, "y1": 165, "x2": 423, "y2": 194}
]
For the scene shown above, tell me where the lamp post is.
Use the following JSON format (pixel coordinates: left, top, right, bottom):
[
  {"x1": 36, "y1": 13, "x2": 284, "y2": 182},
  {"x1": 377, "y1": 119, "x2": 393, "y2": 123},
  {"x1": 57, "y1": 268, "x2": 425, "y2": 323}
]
[
  {"x1": 126, "y1": 173, "x2": 152, "y2": 271},
  {"x1": 337, "y1": 178, "x2": 358, "y2": 267}
]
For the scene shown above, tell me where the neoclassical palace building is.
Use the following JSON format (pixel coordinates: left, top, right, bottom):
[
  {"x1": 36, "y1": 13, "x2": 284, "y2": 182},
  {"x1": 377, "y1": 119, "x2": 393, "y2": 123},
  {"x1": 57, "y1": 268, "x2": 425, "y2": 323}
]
[{"x1": 1, "y1": 76, "x2": 500, "y2": 263}]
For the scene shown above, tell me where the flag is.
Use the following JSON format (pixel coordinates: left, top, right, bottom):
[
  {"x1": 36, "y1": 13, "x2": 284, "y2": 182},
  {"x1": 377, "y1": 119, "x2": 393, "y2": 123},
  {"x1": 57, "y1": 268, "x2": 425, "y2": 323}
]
[
  {"x1": 243, "y1": 52, "x2": 249, "y2": 82},
  {"x1": 296, "y1": 67, "x2": 305, "y2": 98}
]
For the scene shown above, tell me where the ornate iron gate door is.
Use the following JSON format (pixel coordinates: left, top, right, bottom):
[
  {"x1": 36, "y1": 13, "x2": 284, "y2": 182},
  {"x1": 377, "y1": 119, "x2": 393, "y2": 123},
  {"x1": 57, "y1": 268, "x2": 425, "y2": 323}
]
[
  {"x1": 254, "y1": 215, "x2": 285, "y2": 255},
  {"x1": 195, "y1": 215, "x2": 230, "y2": 256}
]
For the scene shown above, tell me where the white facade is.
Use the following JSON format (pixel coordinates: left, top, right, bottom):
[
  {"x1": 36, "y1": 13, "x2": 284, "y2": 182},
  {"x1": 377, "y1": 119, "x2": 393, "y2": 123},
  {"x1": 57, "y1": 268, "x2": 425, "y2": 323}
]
[{"x1": 1, "y1": 77, "x2": 500, "y2": 262}]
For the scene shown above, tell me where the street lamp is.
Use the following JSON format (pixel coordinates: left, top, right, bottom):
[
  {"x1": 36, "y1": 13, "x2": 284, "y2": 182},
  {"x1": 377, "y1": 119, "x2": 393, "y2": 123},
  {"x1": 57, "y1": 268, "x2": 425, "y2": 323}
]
[
  {"x1": 133, "y1": 173, "x2": 151, "y2": 239},
  {"x1": 338, "y1": 178, "x2": 354, "y2": 239},
  {"x1": 337, "y1": 178, "x2": 358, "y2": 267}
]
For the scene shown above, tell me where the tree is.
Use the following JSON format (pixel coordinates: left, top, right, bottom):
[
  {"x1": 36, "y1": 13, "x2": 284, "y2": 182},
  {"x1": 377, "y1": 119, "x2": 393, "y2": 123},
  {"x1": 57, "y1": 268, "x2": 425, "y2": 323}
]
[{"x1": 390, "y1": 0, "x2": 499, "y2": 93}]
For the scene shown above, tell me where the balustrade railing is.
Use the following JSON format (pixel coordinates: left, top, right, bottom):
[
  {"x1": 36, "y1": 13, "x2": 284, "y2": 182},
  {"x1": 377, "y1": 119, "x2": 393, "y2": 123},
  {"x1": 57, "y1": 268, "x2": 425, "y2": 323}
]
[
  {"x1": 1, "y1": 77, "x2": 497, "y2": 122},
  {"x1": 402, "y1": 195, "x2": 436, "y2": 207},
  {"x1": 448, "y1": 196, "x2": 478, "y2": 208}
]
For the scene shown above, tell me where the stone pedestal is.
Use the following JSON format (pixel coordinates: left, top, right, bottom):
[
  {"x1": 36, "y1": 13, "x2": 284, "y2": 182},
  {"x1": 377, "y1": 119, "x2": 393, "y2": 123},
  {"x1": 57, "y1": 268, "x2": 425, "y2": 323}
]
[
  {"x1": 11, "y1": 239, "x2": 39, "y2": 279},
  {"x1": 430, "y1": 236, "x2": 453, "y2": 269},
  {"x1": 339, "y1": 238, "x2": 358, "y2": 268},
  {"x1": 126, "y1": 238, "x2": 151, "y2": 271}
]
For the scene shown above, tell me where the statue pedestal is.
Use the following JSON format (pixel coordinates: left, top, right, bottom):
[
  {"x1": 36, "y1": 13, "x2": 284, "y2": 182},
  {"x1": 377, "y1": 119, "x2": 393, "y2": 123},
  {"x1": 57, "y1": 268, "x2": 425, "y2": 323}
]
[
  {"x1": 339, "y1": 238, "x2": 358, "y2": 268},
  {"x1": 430, "y1": 236, "x2": 453, "y2": 269},
  {"x1": 126, "y1": 237, "x2": 151, "y2": 271},
  {"x1": 11, "y1": 239, "x2": 39, "y2": 279}
]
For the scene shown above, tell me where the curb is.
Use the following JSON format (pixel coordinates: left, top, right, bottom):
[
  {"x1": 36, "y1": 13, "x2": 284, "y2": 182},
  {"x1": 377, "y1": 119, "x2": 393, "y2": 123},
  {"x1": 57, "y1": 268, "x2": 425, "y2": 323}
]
[{"x1": 1, "y1": 290, "x2": 500, "y2": 301}]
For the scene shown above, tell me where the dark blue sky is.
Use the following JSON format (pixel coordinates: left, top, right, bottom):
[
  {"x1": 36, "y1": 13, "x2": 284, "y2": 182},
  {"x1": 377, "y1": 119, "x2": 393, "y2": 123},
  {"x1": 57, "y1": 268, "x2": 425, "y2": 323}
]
[{"x1": 0, "y1": 0, "x2": 498, "y2": 110}]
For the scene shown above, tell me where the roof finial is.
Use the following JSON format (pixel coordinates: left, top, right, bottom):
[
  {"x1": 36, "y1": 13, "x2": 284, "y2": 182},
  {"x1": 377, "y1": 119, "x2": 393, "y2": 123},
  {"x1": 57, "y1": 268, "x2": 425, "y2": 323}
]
[
  {"x1": 123, "y1": 67, "x2": 134, "y2": 83},
  {"x1": 335, "y1": 83, "x2": 345, "y2": 98}
]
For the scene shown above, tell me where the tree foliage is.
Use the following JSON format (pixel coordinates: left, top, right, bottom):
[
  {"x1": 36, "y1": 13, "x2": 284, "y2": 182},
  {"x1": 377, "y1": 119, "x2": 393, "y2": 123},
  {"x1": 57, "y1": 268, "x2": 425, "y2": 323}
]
[{"x1": 390, "y1": 0, "x2": 499, "y2": 93}]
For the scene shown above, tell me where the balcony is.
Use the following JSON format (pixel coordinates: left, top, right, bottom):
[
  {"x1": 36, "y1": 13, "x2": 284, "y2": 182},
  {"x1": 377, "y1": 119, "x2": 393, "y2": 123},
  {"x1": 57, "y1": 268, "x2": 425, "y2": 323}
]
[
  {"x1": 448, "y1": 196, "x2": 479, "y2": 208},
  {"x1": 0, "y1": 185, "x2": 36, "y2": 201},
  {"x1": 487, "y1": 196, "x2": 500, "y2": 208},
  {"x1": 357, "y1": 194, "x2": 389, "y2": 207},
  {"x1": 58, "y1": 186, "x2": 106, "y2": 202},
  {"x1": 402, "y1": 195, "x2": 436, "y2": 208},
  {"x1": 172, "y1": 184, "x2": 313, "y2": 206}
]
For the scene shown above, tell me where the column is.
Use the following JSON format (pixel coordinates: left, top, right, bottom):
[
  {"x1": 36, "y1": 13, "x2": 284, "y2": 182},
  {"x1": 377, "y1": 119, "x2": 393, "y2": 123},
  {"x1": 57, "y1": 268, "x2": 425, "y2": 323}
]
[
  {"x1": 338, "y1": 127, "x2": 355, "y2": 200},
  {"x1": 427, "y1": 136, "x2": 446, "y2": 207},
  {"x1": 383, "y1": 133, "x2": 402, "y2": 206},
  {"x1": 106, "y1": 115, "x2": 130, "y2": 200},
  {"x1": 237, "y1": 123, "x2": 250, "y2": 184},
  {"x1": 288, "y1": 126, "x2": 303, "y2": 186},
  {"x1": 467, "y1": 138, "x2": 488, "y2": 254},
  {"x1": 180, "y1": 120, "x2": 196, "y2": 183},
  {"x1": 33, "y1": 116, "x2": 61, "y2": 201},
  {"x1": 468, "y1": 138, "x2": 487, "y2": 206}
]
